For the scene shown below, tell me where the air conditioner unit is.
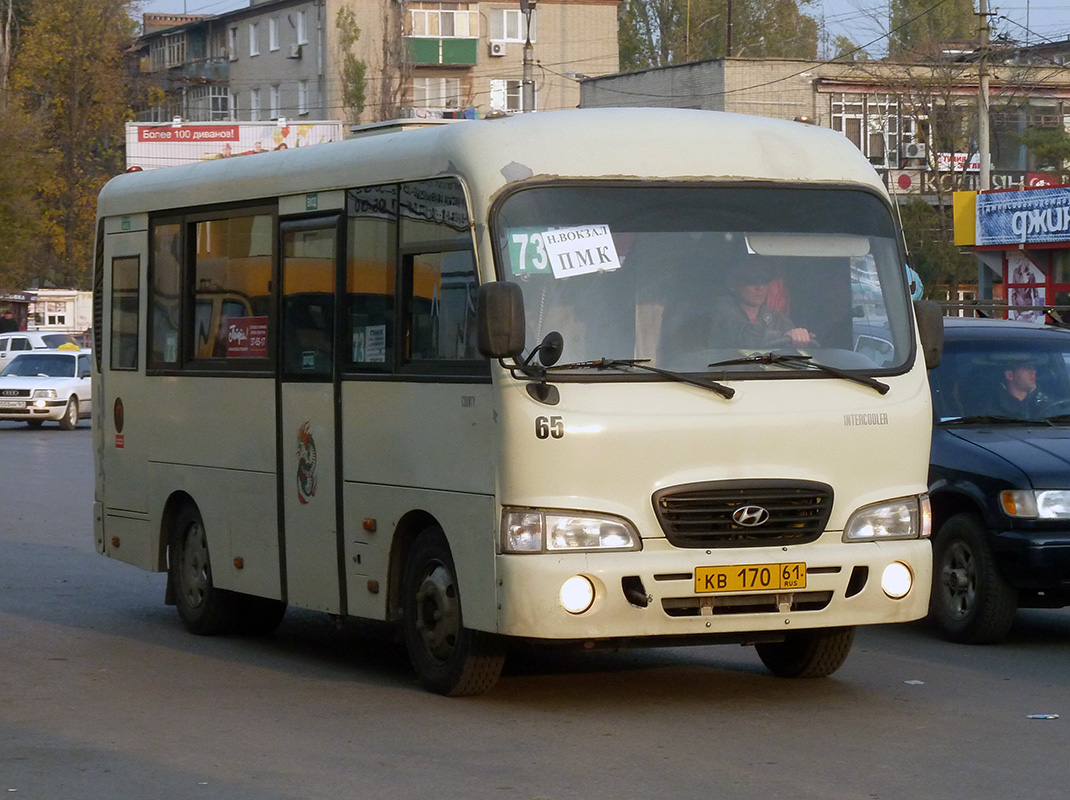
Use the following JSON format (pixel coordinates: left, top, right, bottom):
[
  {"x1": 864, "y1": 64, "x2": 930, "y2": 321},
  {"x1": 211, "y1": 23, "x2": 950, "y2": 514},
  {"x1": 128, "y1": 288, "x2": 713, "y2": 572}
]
[
  {"x1": 489, "y1": 40, "x2": 506, "y2": 57},
  {"x1": 902, "y1": 142, "x2": 927, "y2": 159},
  {"x1": 287, "y1": 43, "x2": 302, "y2": 59}
]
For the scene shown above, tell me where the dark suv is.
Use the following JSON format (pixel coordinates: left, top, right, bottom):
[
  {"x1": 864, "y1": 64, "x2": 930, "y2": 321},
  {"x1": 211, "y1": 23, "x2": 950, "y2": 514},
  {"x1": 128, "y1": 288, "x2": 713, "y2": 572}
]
[{"x1": 928, "y1": 317, "x2": 1070, "y2": 643}]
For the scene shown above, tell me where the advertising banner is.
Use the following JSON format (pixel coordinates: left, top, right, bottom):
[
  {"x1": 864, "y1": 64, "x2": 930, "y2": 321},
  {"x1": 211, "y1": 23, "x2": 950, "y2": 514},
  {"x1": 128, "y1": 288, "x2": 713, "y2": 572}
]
[
  {"x1": 976, "y1": 186, "x2": 1070, "y2": 247},
  {"x1": 126, "y1": 121, "x2": 344, "y2": 170}
]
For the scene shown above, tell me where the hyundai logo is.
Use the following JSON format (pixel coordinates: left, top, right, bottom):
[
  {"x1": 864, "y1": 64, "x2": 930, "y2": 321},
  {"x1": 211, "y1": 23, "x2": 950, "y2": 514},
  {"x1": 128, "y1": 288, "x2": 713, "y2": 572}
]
[{"x1": 732, "y1": 505, "x2": 770, "y2": 527}]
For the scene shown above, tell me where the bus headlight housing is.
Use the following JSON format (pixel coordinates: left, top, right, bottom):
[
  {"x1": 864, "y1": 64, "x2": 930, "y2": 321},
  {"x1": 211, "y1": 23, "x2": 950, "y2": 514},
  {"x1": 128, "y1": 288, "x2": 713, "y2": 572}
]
[
  {"x1": 843, "y1": 495, "x2": 931, "y2": 542},
  {"x1": 1001, "y1": 490, "x2": 1070, "y2": 519},
  {"x1": 501, "y1": 509, "x2": 641, "y2": 553}
]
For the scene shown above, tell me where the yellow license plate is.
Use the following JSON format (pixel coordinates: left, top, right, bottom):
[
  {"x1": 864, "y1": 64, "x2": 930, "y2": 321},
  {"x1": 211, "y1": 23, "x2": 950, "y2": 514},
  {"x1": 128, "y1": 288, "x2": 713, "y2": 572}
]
[{"x1": 694, "y1": 563, "x2": 806, "y2": 594}]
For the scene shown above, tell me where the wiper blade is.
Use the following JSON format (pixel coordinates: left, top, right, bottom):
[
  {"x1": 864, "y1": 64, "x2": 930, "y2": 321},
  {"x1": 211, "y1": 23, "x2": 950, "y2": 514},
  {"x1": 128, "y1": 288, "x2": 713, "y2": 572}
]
[
  {"x1": 709, "y1": 352, "x2": 889, "y2": 395},
  {"x1": 548, "y1": 357, "x2": 735, "y2": 399},
  {"x1": 941, "y1": 414, "x2": 1043, "y2": 426}
]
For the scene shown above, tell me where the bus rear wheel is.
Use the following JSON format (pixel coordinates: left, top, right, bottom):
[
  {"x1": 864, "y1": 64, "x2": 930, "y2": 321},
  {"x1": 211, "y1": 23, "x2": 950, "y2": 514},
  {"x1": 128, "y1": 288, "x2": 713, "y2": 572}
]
[
  {"x1": 168, "y1": 504, "x2": 240, "y2": 635},
  {"x1": 401, "y1": 528, "x2": 505, "y2": 696},
  {"x1": 755, "y1": 626, "x2": 856, "y2": 678}
]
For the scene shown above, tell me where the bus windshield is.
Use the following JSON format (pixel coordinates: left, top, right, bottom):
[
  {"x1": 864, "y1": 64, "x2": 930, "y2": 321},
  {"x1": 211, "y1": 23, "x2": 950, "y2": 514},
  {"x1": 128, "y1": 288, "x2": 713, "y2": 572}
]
[{"x1": 494, "y1": 184, "x2": 912, "y2": 376}]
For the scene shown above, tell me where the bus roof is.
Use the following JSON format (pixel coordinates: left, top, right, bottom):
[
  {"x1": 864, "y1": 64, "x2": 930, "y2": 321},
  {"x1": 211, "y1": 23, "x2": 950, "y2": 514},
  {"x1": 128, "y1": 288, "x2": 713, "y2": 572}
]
[{"x1": 97, "y1": 108, "x2": 887, "y2": 219}]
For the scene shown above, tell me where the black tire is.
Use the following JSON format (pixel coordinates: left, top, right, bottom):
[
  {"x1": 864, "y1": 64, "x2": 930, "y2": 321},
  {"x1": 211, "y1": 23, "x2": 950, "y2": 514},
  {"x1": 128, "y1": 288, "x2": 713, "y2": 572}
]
[
  {"x1": 755, "y1": 626, "x2": 856, "y2": 678},
  {"x1": 168, "y1": 504, "x2": 241, "y2": 635},
  {"x1": 58, "y1": 397, "x2": 78, "y2": 430},
  {"x1": 401, "y1": 528, "x2": 505, "y2": 696},
  {"x1": 930, "y1": 512, "x2": 1017, "y2": 644}
]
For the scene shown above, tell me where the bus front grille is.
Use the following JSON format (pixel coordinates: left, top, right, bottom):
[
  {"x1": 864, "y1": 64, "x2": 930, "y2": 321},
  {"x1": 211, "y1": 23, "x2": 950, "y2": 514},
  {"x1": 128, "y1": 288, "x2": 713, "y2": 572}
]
[{"x1": 652, "y1": 480, "x2": 833, "y2": 548}]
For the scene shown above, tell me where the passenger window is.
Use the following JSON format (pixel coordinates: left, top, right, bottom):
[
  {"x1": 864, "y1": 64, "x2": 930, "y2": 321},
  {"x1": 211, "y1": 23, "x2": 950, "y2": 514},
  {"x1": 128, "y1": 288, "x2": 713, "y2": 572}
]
[
  {"x1": 407, "y1": 250, "x2": 479, "y2": 361},
  {"x1": 282, "y1": 224, "x2": 336, "y2": 378},
  {"x1": 193, "y1": 213, "x2": 273, "y2": 362},
  {"x1": 110, "y1": 256, "x2": 140, "y2": 370},
  {"x1": 346, "y1": 186, "x2": 397, "y2": 370},
  {"x1": 150, "y1": 221, "x2": 182, "y2": 366}
]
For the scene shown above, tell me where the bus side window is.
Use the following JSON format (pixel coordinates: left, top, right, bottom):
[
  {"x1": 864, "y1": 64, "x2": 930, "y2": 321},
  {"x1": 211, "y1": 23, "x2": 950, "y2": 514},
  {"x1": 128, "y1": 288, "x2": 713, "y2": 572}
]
[
  {"x1": 345, "y1": 186, "x2": 398, "y2": 371},
  {"x1": 407, "y1": 250, "x2": 479, "y2": 362}
]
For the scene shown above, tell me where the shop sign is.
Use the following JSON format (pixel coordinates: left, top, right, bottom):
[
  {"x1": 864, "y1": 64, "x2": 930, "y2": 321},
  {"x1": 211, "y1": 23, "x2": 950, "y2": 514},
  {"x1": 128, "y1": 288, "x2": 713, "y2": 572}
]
[{"x1": 977, "y1": 186, "x2": 1070, "y2": 246}]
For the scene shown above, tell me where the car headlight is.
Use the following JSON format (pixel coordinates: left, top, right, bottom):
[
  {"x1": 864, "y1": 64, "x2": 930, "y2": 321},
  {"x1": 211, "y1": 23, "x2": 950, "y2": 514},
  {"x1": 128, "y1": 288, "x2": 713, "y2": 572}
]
[
  {"x1": 1000, "y1": 489, "x2": 1070, "y2": 519},
  {"x1": 32, "y1": 388, "x2": 58, "y2": 398},
  {"x1": 501, "y1": 509, "x2": 641, "y2": 553},
  {"x1": 842, "y1": 495, "x2": 931, "y2": 542}
]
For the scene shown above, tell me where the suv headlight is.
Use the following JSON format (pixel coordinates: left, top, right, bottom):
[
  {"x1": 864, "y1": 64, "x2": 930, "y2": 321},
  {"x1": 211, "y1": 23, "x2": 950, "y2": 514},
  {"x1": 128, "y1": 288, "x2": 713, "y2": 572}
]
[
  {"x1": 32, "y1": 388, "x2": 58, "y2": 398},
  {"x1": 501, "y1": 509, "x2": 641, "y2": 553},
  {"x1": 843, "y1": 495, "x2": 931, "y2": 542},
  {"x1": 1001, "y1": 490, "x2": 1070, "y2": 519}
]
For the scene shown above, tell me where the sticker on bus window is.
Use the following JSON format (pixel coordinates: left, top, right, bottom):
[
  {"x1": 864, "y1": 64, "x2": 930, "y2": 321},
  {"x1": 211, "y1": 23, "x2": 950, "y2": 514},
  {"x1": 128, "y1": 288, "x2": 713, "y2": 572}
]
[
  {"x1": 508, "y1": 225, "x2": 622, "y2": 279},
  {"x1": 226, "y1": 316, "x2": 269, "y2": 358},
  {"x1": 353, "y1": 324, "x2": 387, "y2": 363},
  {"x1": 507, "y1": 228, "x2": 552, "y2": 277}
]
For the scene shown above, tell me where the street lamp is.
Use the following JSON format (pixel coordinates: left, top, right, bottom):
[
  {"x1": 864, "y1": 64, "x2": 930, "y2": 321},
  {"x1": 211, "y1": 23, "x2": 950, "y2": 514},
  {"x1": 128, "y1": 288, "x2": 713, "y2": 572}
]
[{"x1": 520, "y1": 0, "x2": 537, "y2": 112}]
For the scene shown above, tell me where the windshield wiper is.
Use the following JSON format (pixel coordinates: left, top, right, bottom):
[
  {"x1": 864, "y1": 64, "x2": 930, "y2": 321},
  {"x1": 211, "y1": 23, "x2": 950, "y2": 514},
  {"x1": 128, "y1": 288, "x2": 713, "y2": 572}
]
[
  {"x1": 941, "y1": 414, "x2": 1044, "y2": 426},
  {"x1": 546, "y1": 357, "x2": 735, "y2": 399},
  {"x1": 707, "y1": 352, "x2": 889, "y2": 395}
]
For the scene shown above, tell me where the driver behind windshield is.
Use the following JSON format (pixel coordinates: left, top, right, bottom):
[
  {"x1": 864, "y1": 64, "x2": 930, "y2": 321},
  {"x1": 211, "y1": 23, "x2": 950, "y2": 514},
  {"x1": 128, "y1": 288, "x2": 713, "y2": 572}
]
[
  {"x1": 994, "y1": 355, "x2": 1050, "y2": 419},
  {"x1": 711, "y1": 260, "x2": 813, "y2": 349}
]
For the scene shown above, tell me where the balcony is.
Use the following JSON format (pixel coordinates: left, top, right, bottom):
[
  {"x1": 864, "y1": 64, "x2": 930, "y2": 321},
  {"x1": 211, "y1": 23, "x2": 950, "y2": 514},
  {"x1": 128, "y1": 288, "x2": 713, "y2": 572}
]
[{"x1": 408, "y1": 37, "x2": 478, "y2": 66}]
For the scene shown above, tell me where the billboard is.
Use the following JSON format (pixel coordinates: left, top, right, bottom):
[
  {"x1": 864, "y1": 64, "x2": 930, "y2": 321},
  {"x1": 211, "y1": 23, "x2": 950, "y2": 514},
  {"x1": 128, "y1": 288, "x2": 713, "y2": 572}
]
[
  {"x1": 125, "y1": 121, "x2": 345, "y2": 170},
  {"x1": 976, "y1": 186, "x2": 1070, "y2": 247}
]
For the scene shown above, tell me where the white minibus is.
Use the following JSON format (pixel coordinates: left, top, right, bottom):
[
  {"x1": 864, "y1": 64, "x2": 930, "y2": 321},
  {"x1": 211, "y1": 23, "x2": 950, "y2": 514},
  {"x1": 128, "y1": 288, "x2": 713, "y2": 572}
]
[{"x1": 93, "y1": 108, "x2": 939, "y2": 695}]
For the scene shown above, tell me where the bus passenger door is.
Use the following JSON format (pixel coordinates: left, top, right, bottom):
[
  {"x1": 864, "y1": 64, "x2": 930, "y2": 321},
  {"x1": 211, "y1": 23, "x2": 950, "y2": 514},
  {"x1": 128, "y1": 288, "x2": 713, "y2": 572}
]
[{"x1": 279, "y1": 217, "x2": 345, "y2": 614}]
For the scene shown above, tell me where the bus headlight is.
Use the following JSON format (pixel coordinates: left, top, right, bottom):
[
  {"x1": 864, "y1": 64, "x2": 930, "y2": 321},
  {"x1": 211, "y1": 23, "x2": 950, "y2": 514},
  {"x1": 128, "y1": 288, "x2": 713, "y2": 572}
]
[
  {"x1": 1001, "y1": 490, "x2": 1070, "y2": 519},
  {"x1": 501, "y1": 509, "x2": 641, "y2": 553},
  {"x1": 843, "y1": 495, "x2": 930, "y2": 542}
]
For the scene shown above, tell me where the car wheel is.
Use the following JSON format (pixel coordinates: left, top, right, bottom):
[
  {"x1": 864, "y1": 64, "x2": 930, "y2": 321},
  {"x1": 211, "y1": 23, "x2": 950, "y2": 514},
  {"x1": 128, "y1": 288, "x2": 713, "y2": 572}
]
[
  {"x1": 168, "y1": 503, "x2": 240, "y2": 635},
  {"x1": 58, "y1": 397, "x2": 78, "y2": 430},
  {"x1": 931, "y1": 512, "x2": 1017, "y2": 644},
  {"x1": 755, "y1": 626, "x2": 856, "y2": 678},
  {"x1": 401, "y1": 528, "x2": 505, "y2": 696}
]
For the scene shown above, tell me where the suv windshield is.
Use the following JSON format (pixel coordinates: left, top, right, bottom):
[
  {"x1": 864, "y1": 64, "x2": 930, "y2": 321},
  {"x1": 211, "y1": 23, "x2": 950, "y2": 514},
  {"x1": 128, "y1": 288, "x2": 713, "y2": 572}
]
[
  {"x1": 931, "y1": 333, "x2": 1070, "y2": 422},
  {"x1": 494, "y1": 185, "x2": 912, "y2": 377}
]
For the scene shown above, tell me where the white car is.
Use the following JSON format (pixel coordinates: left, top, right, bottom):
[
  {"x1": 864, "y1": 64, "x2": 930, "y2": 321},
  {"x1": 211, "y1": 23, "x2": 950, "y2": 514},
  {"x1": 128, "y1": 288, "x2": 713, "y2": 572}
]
[
  {"x1": 0, "y1": 331, "x2": 79, "y2": 367},
  {"x1": 0, "y1": 349, "x2": 92, "y2": 430}
]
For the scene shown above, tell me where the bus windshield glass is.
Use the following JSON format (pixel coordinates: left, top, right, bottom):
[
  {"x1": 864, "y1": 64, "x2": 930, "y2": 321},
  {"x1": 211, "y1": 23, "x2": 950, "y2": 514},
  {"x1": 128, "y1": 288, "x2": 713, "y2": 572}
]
[{"x1": 494, "y1": 184, "x2": 912, "y2": 375}]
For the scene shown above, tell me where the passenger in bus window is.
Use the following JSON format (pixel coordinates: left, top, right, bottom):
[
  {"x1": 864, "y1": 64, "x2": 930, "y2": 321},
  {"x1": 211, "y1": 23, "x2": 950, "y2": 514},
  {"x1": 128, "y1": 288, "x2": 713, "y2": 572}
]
[{"x1": 711, "y1": 260, "x2": 813, "y2": 349}]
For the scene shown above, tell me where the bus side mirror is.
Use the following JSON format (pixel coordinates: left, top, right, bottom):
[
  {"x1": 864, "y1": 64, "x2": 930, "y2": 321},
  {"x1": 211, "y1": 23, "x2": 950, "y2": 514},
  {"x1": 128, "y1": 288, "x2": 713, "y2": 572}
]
[
  {"x1": 914, "y1": 299, "x2": 943, "y2": 370},
  {"x1": 477, "y1": 281, "x2": 526, "y2": 359}
]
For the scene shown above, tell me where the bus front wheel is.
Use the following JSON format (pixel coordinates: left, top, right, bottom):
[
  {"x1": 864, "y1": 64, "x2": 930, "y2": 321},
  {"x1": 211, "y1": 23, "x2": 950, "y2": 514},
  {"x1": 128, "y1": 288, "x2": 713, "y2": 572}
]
[
  {"x1": 401, "y1": 528, "x2": 505, "y2": 696},
  {"x1": 168, "y1": 504, "x2": 239, "y2": 636},
  {"x1": 755, "y1": 626, "x2": 856, "y2": 678}
]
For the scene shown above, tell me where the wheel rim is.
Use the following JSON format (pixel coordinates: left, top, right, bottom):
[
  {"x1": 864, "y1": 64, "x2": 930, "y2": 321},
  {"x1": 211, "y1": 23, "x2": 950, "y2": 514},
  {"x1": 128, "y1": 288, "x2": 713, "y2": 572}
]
[
  {"x1": 66, "y1": 400, "x2": 77, "y2": 426},
  {"x1": 939, "y1": 540, "x2": 976, "y2": 621},
  {"x1": 413, "y1": 561, "x2": 461, "y2": 664},
  {"x1": 178, "y1": 520, "x2": 211, "y2": 610}
]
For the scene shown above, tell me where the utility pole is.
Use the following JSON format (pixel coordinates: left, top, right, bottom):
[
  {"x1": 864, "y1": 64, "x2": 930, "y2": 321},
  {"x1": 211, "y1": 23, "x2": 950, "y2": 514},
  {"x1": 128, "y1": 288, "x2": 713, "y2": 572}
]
[
  {"x1": 978, "y1": 0, "x2": 991, "y2": 192},
  {"x1": 520, "y1": 0, "x2": 537, "y2": 112}
]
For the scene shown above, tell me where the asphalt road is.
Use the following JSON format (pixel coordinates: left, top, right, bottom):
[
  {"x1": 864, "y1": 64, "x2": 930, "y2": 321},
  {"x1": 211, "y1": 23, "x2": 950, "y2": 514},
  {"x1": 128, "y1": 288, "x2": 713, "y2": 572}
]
[{"x1": 1, "y1": 419, "x2": 1068, "y2": 799}]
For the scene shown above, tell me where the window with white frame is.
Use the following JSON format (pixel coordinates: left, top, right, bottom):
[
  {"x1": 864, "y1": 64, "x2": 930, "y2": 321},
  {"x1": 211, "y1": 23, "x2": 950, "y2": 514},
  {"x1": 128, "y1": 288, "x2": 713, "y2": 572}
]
[
  {"x1": 412, "y1": 77, "x2": 463, "y2": 109},
  {"x1": 489, "y1": 78, "x2": 526, "y2": 113},
  {"x1": 298, "y1": 80, "x2": 309, "y2": 115},
  {"x1": 269, "y1": 17, "x2": 279, "y2": 51},
  {"x1": 830, "y1": 92, "x2": 919, "y2": 170},
  {"x1": 149, "y1": 34, "x2": 188, "y2": 70},
  {"x1": 249, "y1": 22, "x2": 260, "y2": 56},
  {"x1": 189, "y1": 86, "x2": 232, "y2": 122},
  {"x1": 250, "y1": 88, "x2": 261, "y2": 121},
  {"x1": 297, "y1": 10, "x2": 308, "y2": 44},
  {"x1": 227, "y1": 26, "x2": 239, "y2": 60},
  {"x1": 270, "y1": 85, "x2": 281, "y2": 119},
  {"x1": 409, "y1": 3, "x2": 478, "y2": 37},
  {"x1": 489, "y1": 8, "x2": 534, "y2": 42}
]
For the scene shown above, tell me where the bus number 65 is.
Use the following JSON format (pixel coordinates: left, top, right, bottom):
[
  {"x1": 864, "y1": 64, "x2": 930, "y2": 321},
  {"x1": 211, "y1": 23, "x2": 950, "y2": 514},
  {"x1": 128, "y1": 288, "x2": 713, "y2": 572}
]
[{"x1": 535, "y1": 416, "x2": 564, "y2": 440}]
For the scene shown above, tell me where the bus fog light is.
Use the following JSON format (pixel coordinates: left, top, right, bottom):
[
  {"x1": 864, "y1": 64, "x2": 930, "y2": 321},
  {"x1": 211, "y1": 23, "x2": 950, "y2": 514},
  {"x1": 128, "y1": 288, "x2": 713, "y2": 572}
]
[
  {"x1": 560, "y1": 575, "x2": 595, "y2": 614},
  {"x1": 881, "y1": 562, "x2": 912, "y2": 599}
]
